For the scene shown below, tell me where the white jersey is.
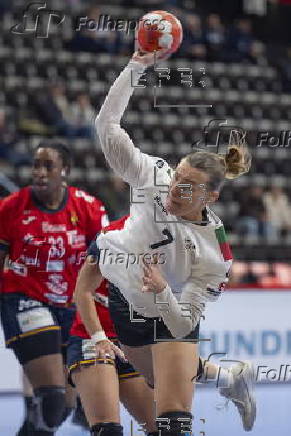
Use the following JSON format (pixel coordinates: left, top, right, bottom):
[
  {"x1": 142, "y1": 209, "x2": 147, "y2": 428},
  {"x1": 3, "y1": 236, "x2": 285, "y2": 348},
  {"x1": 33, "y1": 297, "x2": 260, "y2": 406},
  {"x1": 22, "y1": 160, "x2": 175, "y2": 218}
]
[{"x1": 95, "y1": 61, "x2": 232, "y2": 338}]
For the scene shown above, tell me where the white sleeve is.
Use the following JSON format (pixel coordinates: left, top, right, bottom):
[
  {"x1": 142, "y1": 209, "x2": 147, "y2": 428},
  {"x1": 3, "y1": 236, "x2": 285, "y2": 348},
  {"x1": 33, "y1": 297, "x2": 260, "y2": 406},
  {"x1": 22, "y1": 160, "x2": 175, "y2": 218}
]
[
  {"x1": 154, "y1": 282, "x2": 208, "y2": 339},
  {"x1": 95, "y1": 61, "x2": 165, "y2": 189},
  {"x1": 154, "y1": 262, "x2": 231, "y2": 339}
]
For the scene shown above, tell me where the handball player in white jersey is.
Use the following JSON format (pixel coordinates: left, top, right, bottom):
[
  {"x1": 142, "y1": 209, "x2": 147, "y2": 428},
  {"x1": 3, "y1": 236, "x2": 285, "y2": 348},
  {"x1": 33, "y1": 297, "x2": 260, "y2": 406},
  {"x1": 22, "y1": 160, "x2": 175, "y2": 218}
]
[{"x1": 92, "y1": 49, "x2": 256, "y2": 435}]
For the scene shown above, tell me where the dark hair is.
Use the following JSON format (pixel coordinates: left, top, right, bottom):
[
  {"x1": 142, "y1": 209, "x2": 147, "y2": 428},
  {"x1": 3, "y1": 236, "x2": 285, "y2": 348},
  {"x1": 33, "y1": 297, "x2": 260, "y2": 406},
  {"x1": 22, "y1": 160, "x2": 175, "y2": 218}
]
[
  {"x1": 35, "y1": 141, "x2": 72, "y2": 174},
  {"x1": 183, "y1": 139, "x2": 251, "y2": 191}
]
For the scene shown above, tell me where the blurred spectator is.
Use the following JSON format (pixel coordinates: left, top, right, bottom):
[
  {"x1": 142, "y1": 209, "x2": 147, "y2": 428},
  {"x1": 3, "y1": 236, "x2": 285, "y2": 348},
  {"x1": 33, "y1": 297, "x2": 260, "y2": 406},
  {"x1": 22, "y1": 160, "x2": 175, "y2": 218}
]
[
  {"x1": 276, "y1": 46, "x2": 291, "y2": 91},
  {"x1": 99, "y1": 175, "x2": 129, "y2": 220},
  {"x1": 239, "y1": 263, "x2": 260, "y2": 285},
  {"x1": 67, "y1": 6, "x2": 121, "y2": 54},
  {"x1": 248, "y1": 40, "x2": 268, "y2": 65},
  {"x1": 191, "y1": 44, "x2": 207, "y2": 60},
  {"x1": 225, "y1": 18, "x2": 255, "y2": 62},
  {"x1": 35, "y1": 85, "x2": 92, "y2": 138},
  {"x1": 205, "y1": 14, "x2": 226, "y2": 61},
  {"x1": 260, "y1": 263, "x2": 283, "y2": 287},
  {"x1": 0, "y1": 0, "x2": 11, "y2": 13},
  {"x1": 182, "y1": 14, "x2": 206, "y2": 57},
  {"x1": 263, "y1": 186, "x2": 291, "y2": 237},
  {"x1": 69, "y1": 94, "x2": 95, "y2": 138},
  {"x1": 0, "y1": 109, "x2": 31, "y2": 167},
  {"x1": 236, "y1": 186, "x2": 278, "y2": 241}
]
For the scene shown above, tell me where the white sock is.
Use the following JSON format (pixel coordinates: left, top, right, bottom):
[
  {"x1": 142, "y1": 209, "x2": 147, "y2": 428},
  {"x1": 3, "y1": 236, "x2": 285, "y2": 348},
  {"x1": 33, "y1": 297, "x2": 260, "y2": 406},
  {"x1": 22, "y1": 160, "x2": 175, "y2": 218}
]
[{"x1": 199, "y1": 367, "x2": 234, "y2": 388}]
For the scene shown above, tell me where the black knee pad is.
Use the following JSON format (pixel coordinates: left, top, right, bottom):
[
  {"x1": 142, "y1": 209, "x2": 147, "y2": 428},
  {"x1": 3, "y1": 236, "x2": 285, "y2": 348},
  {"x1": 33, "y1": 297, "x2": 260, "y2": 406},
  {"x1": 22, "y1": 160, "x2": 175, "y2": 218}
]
[
  {"x1": 91, "y1": 422, "x2": 123, "y2": 435},
  {"x1": 156, "y1": 411, "x2": 192, "y2": 436},
  {"x1": 32, "y1": 386, "x2": 66, "y2": 433}
]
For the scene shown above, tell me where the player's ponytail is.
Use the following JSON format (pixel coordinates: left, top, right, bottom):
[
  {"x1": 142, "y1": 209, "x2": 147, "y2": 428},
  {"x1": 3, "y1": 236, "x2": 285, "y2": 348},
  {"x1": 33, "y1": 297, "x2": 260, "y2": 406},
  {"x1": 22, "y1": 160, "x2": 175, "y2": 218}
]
[
  {"x1": 219, "y1": 143, "x2": 251, "y2": 180},
  {"x1": 183, "y1": 130, "x2": 251, "y2": 191}
]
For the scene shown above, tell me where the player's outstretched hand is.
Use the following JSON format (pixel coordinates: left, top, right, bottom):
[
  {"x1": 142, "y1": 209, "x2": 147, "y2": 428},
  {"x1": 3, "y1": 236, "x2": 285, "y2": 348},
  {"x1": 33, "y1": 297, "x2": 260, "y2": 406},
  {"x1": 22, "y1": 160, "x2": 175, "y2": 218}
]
[
  {"x1": 131, "y1": 49, "x2": 171, "y2": 67},
  {"x1": 141, "y1": 255, "x2": 167, "y2": 294},
  {"x1": 95, "y1": 339, "x2": 127, "y2": 362}
]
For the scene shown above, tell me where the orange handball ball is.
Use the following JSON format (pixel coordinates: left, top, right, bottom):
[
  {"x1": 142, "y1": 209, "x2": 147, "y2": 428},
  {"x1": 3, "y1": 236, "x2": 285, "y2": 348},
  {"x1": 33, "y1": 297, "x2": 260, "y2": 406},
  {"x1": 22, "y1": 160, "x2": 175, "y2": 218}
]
[{"x1": 137, "y1": 10, "x2": 183, "y2": 55}]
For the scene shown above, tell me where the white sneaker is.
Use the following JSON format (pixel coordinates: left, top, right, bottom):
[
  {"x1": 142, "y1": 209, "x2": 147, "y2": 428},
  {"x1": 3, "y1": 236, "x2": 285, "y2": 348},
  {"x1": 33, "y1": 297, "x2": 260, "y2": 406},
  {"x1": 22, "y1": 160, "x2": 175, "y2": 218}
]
[{"x1": 219, "y1": 361, "x2": 256, "y2": 431}]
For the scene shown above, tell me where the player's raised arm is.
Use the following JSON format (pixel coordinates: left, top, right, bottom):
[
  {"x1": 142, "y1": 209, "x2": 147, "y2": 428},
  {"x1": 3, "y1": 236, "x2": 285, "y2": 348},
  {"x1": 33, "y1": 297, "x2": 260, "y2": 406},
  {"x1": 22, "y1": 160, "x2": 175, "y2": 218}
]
[{"x1": 95, "y1": 50, "x2": 170, "y2": 188}]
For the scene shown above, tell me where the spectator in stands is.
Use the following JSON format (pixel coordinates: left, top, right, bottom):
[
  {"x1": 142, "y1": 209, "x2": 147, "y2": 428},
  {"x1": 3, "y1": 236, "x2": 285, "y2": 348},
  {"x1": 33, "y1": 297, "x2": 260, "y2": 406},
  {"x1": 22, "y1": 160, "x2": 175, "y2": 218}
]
[
  {"x1": 260, "y1": 263, "x2": 283, "y2": 288},
  {"x1": 225, "y1": 18, "x2": 255, "y2": 62},
  {"x1": 181, "y1": 13, "x2": 206, "y2": 58},
  {"x1": 263, "y1": 185, "x2": 291, "y2": 238},
  {"x1": 236, "y1": 186, "x2": 278, "y2": 241},
  {"x1": 0, "y1": 0, "x2": 11, "y2": 13},
  {"x1": 205, "y1": 14, "x2": 226, "y2": 61},
  {"x1": 35, "y1": 84, "x2": 92, "y2": 138},
  {"x1": 239, "y1": 263, "x2": 260, "y2": 286},
  {"x1": 248, "y1": 40, "x2": 268, "y2": 65},
  {"x1": 0, "y1": 109, "x2": 12, "y2": 163},
  {"x1": 69, "y1": 93, "x2": 95, "y2": 138},
  {"x1": 98, "y1": 174, "x2": 129, "y2": 220},
  {"x1": 0, "y1": 109, "x2": 31, "y2": 167},
  {"x1": 67, "y1": 6, "x2": 121, "y2": 54},
  {"x1": 276, "y1": 46, "x2": 291, "y2": 91}
]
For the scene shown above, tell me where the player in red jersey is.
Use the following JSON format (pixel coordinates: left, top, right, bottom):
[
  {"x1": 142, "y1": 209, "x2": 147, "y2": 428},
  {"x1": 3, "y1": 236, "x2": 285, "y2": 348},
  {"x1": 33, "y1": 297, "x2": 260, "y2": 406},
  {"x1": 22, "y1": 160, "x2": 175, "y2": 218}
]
[
  {"x1": 0, "y1": 142, "x2": 108, "y2": 436},
  {"x1": 69, "y1": 215, "x2": 157, "y2": 436}
]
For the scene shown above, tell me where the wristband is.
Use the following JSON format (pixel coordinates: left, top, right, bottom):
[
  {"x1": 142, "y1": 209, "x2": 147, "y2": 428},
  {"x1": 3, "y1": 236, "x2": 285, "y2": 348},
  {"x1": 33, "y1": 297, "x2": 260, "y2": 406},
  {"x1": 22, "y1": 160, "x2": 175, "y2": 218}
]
[{"x1": 91, "y1": 330, "x2": 107, "y2": 344}]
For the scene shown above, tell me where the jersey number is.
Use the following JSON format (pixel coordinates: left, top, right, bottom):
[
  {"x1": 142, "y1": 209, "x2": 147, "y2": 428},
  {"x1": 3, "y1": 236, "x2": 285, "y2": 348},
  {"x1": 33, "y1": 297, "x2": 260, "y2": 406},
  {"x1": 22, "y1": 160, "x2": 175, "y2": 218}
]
[{"x1": 150, "y1": 229, "x2": 174, "y2": 250}]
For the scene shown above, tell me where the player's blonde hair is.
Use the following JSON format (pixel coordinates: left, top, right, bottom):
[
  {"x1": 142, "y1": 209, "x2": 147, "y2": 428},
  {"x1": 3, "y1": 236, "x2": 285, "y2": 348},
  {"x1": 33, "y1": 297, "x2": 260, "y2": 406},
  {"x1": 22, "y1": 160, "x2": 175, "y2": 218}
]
[{"x1": 182, "y1": 130, "x2": 251, "y2": 191}]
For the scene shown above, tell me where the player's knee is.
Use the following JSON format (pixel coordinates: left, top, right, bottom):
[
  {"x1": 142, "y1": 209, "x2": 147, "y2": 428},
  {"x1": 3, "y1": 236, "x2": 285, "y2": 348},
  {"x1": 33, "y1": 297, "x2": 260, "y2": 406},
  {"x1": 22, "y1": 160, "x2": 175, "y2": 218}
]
[
  {"x1": 90, "y1": 422, "x2": 123, "y2": 435},
  {"x1": 32, "y1": 386, "x2": 66, "y2": 432},
  {"x1": 156, "y1": 411, "x2": 192, "y2": 436}
]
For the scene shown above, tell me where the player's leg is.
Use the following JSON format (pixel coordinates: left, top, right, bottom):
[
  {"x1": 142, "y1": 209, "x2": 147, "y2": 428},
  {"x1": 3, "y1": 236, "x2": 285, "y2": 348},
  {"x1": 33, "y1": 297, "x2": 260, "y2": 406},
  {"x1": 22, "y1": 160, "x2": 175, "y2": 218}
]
[
  {"x1": 152, "y1": 341, "x2": 198, "y2": 436},
  {"x1": 119, "y1": 377, "x2": 157, "y2": 435},
  {"x1": 197, "y1": 357, "x2": 256, "y2": 431},
  {"x1": 23, "y1": 354, "x2": 67, "y2": 435},
  {"x1": 71, "y1": 395, "x2": 89, "y2": 429},
  {"x1": 68, "y1": 335, "x2": 123, "y2": 435},
  {"x1": 219, "y1": 361, "x2": 256, "y2": 431},
  {"x1": 16, "y1": 373, "x2": 34, "y2": 436},
  {"x1": 117, "y1": 349, "x2": 157, "y2": 435},
  {"x1": 57, "y1": 306, "x2": 79, "y2": 426},
  {"x1": 197, "y1": 357, "x2": 231, "y2": 384},
  {"x1": 62, "y1": 369, "x2": 77, "y2": 423},
  {"x1": 108, "y1": 284, "x2": 194, "y2": 435},
  {"x1": 72, "y1": 365, "x2": 122, "y2": 434},
  {"x1": 1, "y1": 293, "x2": 67, "y2": 435},
  {"x1": 120, "y1": 342, "x2": 195, "y2": 436},
  {"x1": 120, "y1": 343, "x2": 155, "y2": 387}
]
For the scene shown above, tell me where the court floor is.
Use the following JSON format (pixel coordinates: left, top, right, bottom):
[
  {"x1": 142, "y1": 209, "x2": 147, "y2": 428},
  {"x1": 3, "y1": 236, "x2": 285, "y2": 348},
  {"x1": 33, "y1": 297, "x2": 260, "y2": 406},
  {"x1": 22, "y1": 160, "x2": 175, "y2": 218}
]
[{"x1": 0, "y1": 383, "x2": 289, "y2": 436}]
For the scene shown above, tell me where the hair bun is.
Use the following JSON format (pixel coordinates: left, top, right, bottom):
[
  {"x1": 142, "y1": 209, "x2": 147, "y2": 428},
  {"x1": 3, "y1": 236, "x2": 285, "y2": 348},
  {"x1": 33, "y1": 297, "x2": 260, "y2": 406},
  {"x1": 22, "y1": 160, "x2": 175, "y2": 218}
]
[{"x1": 224, "y1": 145, "x2": 251, "y2": 179}]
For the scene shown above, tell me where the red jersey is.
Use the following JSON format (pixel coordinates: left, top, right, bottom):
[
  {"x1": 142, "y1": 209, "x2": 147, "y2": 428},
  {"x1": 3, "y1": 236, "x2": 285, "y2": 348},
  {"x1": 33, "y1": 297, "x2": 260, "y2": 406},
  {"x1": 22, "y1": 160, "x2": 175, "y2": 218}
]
[
  {"x1": 70, "y1": 215, "x2": 129, "y2": 339},
  {"x1": 0, "y1": 186, "x2": 108, "y2": 305}
]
